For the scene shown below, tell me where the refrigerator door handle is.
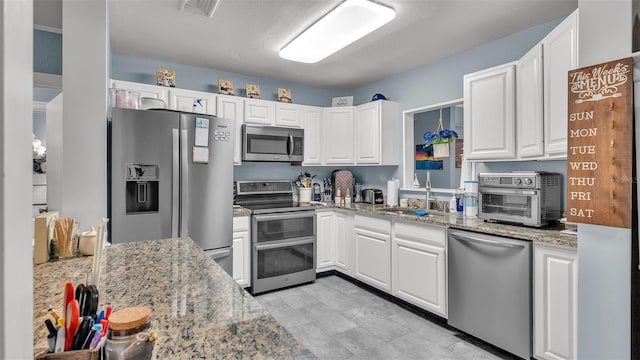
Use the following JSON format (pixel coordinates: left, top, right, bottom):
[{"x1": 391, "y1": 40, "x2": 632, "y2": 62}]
[
  {"x1": 180, "y1": 128, "x2": 189, "y2": 237},
  {"x1": 172, "y1": 129, "x2": 180, "y2": 238},
  {"x1": 206, "y1": 248, "x2": 232, "y2": 258}
]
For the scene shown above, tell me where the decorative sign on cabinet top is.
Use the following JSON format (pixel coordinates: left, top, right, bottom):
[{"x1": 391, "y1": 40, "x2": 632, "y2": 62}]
[{"x1": 566, "y1": 57, "x2": 633, "y2": 228}]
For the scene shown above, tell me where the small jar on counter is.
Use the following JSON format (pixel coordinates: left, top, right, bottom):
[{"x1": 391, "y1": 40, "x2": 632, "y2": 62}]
[{"x1": 105, "y1": 306, "x2": 156, "y2": 360}]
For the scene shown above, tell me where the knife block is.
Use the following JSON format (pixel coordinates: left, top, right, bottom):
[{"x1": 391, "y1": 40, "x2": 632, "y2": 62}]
[{"x1": 33, "y1": 211, "x2": 59, "y2": 264}]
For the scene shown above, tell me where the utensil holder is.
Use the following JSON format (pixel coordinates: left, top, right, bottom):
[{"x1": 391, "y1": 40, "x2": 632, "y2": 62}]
[{"x1": 299, "y1": 188, "x2": 312, "y2": 203}]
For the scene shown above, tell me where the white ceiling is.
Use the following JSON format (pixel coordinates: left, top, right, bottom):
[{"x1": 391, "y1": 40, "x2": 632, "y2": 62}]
[{"x1": 35, "y1": 0, "x2": 578, "y2": 90}]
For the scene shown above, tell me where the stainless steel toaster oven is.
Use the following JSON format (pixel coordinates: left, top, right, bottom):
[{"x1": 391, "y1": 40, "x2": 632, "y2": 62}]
[{"x1": 477, "y1": 172, "x2": 562, "y2": 227}]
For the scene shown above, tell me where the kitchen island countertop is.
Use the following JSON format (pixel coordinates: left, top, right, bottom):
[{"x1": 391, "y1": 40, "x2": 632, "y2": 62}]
[{"x1": 33, "y1": 238, "x2": 314, "y2": 359}]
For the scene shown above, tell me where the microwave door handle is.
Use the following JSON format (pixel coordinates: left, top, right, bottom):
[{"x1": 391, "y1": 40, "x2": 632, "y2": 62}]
[{"x1": 288, "y1": 133, "x2": 294, "y2": 158}]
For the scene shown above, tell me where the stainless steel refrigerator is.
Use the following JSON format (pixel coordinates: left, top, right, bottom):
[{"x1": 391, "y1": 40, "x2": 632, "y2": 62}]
[{"x1": 109, "y1": 108, "x2": 234, "y2": 274}]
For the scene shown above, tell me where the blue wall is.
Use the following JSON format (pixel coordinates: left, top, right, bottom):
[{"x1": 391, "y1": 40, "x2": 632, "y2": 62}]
[
  {"x1": 111, "y1": 53, "x2": 337, "y2": 107},
  {"x1": 34, "y1": 30, "x2": 62, "y2": 75},
  {"x1": 349, "y1": 18, "x2": 563, "y2": 108}
]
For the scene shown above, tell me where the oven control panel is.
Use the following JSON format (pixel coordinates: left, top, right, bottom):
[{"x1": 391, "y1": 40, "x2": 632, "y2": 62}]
[
  {"x1": 478, "y1": 173, "x2": 539, "y2": 189},
  {"x1": 236, "y1": 180, "x2": 293, "y2": 195}
]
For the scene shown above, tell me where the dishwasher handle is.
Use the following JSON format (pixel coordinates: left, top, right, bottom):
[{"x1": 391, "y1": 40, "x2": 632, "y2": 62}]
[{"x1": 450, "y1": 232, "x2": 525, "y2": 249}]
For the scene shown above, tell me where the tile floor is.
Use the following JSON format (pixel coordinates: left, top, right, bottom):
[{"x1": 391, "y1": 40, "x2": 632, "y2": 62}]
[{"x1": 254, "y1": 275, "x2": 518, "y2": 360}]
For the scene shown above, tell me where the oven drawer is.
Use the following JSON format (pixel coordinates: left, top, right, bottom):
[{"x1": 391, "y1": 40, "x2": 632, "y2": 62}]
[{"x1": 252, "y1": 236, "x2": 316, "y2": 294}]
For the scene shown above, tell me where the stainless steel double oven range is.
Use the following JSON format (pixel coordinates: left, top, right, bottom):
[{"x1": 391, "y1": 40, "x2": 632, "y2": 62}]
[{"x1": 235, "y1": 180, "x2": 316, "y2": 294}]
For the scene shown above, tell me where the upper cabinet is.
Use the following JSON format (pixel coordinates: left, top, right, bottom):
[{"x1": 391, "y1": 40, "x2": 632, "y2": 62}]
[
  {"x1": 302, "y1": 105, "x2": 324, "y2": 166},
  {"x1": 244, "y1": 98, "x2": 276, "y2": 125},
  {"x1": 323, "y1": 100, "x2": 399, "y2": 166},
  {"x1": 465, "y1": 9, "x2": 578, "y2": 162},
  {"x1": 110, "y1": 80, "x2": 168, "y2": 103},
  {"x1": 542, "y1": 9, "x2": 578, "y2": 158},
  {"x1": 464, "y1": 63, "x2": 516, "y2": 160},
  {"x1": 324, "y1": 107, "x2": 355, "y2": 164},
  {"x1": 275, "y1": 103, "x2": 303, "y2": 128},
  {"x1": 217, "y1": 95, "x2": 244, "y2": 165},
  {"x1": 355, "y1": 100, "x2": 399, "y2": 165},
  {"x1": 168, "y1": 88, "x2": 216, "y2": 115},
  {"x1": 517, "y1": 44, "x2": 545, "y2": 158}
]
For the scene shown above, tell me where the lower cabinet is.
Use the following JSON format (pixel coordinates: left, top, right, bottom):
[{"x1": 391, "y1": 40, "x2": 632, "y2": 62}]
[
  {"x1": 533, "y1": 243, "x2": 577, "y2": 360},
  {"x1": 354, "y1": 215, "x2": 391, "y2": 292},
  {"x1": 334, "y1": 210, "x2": 354, "y2": 275},
  {"x1": 232, "y1": 216, "x2": 251, "y2": 288},
  {"x1": 392, "y1": 221, "x2": 447, "y2": 317},
  {"x1": 316, "y1": 210, "x2": 354, "y2": 274},
  {"x1": 316, "y1": 211, "x2": 336, "y2": 271}
]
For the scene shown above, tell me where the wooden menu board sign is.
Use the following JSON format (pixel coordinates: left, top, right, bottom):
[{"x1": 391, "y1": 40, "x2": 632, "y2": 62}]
[{"x1": 566, "y1": 57, "x2": 633, "y2": 228}]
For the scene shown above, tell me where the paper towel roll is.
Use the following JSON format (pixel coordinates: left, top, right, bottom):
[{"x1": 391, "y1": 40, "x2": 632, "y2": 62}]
[
  {"x1": 459, "y1": 156, "x2": 473, "y2": 190},
  {"x1": 387, "y1": 179, "x2": 399, "y2": 207}
]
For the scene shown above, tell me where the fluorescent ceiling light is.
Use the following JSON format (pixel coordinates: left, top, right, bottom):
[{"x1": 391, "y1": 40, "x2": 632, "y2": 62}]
[{"x1": 279, "y1": 0, "x2": 396, "y2": 64}]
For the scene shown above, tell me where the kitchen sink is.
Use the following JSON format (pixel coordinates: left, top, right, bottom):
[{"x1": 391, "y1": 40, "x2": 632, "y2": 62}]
[{"x1": 380, "y1": 208, "x2": 429, "y2": 216}]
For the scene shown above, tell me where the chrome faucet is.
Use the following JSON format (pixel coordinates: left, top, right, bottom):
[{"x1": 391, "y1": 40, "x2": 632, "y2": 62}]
[{"x1": 425, "y1": 171, "x2": 432, "y2": 211}]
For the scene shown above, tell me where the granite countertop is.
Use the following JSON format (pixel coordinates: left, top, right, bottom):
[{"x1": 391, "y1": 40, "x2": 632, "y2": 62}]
[
  {"x1": 33, "y1": 238, "x2": 315, "y2": 359},
  {"x1": 233, "y1": 206, "x2": 251, "y2": 217},
  {"x1": 318, "y1": 202, "x2": 578, "y2": 248}
]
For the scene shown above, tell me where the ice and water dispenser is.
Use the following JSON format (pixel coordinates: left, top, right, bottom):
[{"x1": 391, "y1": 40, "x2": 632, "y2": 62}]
[{"x1": 125, "y1": 164, "x2": 159, "y2": 214}]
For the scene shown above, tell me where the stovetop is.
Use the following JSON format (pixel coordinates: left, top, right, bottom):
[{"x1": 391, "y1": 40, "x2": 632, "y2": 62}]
[
  {"x1": 234, "y1": 180, "x2": 316, "y2": 214},
  {"x1": 241, "y1": 201, "x2": 316, "y2": 214}
]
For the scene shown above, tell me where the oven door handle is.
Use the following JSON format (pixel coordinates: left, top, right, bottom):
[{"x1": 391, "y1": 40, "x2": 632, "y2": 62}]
[
  {"x1": 253, "y1": 211, "x2": 315, "y2": 222},
  {"x1": 255, "y1": 237, "x2": 315, "y2": 251},
  {"x1": 478, "y1": 187, "x2": 538, "y2": 196}
]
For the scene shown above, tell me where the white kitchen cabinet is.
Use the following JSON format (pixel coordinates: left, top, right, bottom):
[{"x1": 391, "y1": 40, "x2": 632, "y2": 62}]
[
  {"x1": 168, "y1": 88, "x2": 216, "y2": 115},
  {"x1": 302, "y1": 105, "x2": 324, "y2": 165},
  {"x1": 244, "y1": 98, "x2": 276, "y2": 125},
  {"x1": 316, "y1": 210, "x2": 354, "y2": 274},
  {"x1": 542, "y1": 9, "x2": 578, "y2": 158},
  {"x1": 354, "y1": 214, "x2": 391, "y2": 292},
  {"x1": 534, "y1": 243, "x2": 577, "y2": 360},
  {"x1": 463, "y1": 63, "x2": 516, "y2": 160},
  {"x1": 316, "y1": 211, "x2": 336, "y2": 271},
  {"x1": 275, "y1": 102, "x2": 303, "y2": 128},
  {"x1": 334, "y1": 210, "x2": 354, "y2": 275},
  {"x1": 110, "y1": 79, "x2": 168, "y2": 104},
  {"x1": 355, "y1": 100, "x2": 399, "y2": 165},
  {"x1": 232, "y1": 216, "x2": 251, "y2": 288},
  {"x1": 324, "y1": 107, "x2": 355, "y2": 164},
  {"x1": 217, "y1": 95, "x2": 245, "y2": 165},
  {"x1": 391, "y1": 221, "x2": 447, "y2": 317},
  {"x1": 517, "y1": 44, "x2": 544, "y2": 159}
]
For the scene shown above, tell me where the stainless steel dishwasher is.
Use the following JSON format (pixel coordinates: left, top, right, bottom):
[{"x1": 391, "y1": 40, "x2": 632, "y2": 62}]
[{"x1": 448, "y1": 229, "x2": 531, "y2": 359}]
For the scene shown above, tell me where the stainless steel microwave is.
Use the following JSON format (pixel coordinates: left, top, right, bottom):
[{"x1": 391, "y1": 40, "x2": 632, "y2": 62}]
[
  {"x1": 477, "y1": 172, "x2": 562, "y2": 227},
  {"x1": 242, "y1": 124, "x2": 304, "y2": 162}
]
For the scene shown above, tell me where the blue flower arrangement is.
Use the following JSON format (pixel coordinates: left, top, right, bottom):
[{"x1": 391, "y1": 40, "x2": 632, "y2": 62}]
[
  {"x1": 423, "y1": 107, "x2": 459, "y2": 146},
  {"x1": 423, "y1": 129, "x2": 459, "y2": 145}
]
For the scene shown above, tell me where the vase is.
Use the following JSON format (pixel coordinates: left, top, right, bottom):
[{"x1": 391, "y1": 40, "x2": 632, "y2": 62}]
[{"x1": 433, "y1": 143, "x2": 450, "y2": 158}]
